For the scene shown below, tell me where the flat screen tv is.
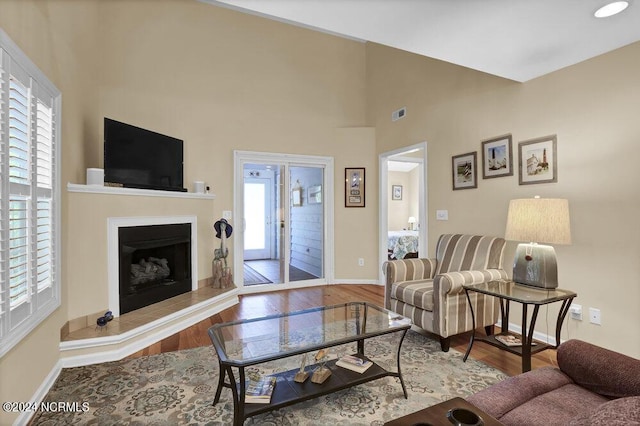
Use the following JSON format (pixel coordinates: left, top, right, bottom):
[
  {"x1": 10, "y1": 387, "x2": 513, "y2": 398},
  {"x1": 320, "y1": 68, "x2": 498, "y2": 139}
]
[{"x1": 104, "y1": 118, "x2": 186, "y2": 192}]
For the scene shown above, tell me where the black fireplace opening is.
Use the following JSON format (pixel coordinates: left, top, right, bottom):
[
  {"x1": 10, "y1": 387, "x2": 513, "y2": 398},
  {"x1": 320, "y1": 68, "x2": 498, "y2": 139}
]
[{"x1": 119, "y1": 223, "x2": 192, "y2": 315}]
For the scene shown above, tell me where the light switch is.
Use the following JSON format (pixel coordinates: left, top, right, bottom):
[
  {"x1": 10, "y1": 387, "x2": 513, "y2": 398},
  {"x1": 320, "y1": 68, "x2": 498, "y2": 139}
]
[
  {"x1": 436, "y1": 210, "x2": 448, "y2": 221},
  {"x1": 222, "y1": 210, "x2": 232, "y2": 220}
]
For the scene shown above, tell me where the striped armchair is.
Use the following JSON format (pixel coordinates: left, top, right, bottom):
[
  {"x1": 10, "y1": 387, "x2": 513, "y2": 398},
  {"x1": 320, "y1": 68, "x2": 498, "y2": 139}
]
[{"x1": 383, "y1": 234, "x2": 508, "y2": 351}]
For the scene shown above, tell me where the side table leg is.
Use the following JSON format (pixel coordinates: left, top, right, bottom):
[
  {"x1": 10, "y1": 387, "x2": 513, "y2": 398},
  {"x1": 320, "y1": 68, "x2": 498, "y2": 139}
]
[
  {"x1": 462, "y1": 288, "x2": 476, "y2": 362},
  {"x1": 555, "y1": 298, "x2": 574, "y2": 347},
  {"x1": 521, "y1": 304, "x2": 540, "y2": 373}
]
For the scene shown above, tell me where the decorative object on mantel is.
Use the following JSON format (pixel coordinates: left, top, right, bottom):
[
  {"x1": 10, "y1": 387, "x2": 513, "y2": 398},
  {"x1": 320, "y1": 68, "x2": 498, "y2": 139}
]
[
  {"x1": 96, "y1": 310, "x2": 113, "y2": 330},
  {"x1": 212, "y1": 218, "x2": 233, "y2": 288}
]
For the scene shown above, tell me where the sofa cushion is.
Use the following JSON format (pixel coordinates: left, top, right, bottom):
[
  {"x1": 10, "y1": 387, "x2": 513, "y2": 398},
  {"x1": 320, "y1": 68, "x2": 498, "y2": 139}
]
[
  {"x1": 498, "y1": 383, "x2": 610, "y2": 426},
  {"x1": 468, "y1": 367, "x2": 574, "y2": 419},
  {"x1": 568, "y1": 396, "x2": 640, "y2": 426},
  {"x1": 558, "y1": 339, "x2": 640, "y2": 399},
  {"x1": 390, "y1": 279, "x2": 434, "y2": 311}
]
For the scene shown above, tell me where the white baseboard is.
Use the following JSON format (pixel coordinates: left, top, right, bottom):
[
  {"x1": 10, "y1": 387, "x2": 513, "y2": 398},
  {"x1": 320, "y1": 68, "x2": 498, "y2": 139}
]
[
  {"x1": 333, "y1": 279, "x2": 382, "y2": 285},
  {"x1": 14, "y1": 360, "x2": 63, "y2": 426}
]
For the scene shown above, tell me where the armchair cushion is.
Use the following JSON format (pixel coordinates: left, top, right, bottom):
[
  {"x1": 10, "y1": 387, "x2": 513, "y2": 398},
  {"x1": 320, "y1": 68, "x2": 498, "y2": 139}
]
[
  {"x1": 568, "y1": 396, "x2": 640, "y2": 426},
  {"x1": 391, "y1": 280, "x2": 434, "y2": 311}
]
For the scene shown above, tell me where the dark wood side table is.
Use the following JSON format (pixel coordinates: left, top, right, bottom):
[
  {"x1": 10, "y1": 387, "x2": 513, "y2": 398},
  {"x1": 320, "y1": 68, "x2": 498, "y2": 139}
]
[
  {"x1": 463, "y1": 280, "x2": 576, "y2": 373},
  {"x1": 384, "y1": 397, "x2": 503, "y2": 426}
]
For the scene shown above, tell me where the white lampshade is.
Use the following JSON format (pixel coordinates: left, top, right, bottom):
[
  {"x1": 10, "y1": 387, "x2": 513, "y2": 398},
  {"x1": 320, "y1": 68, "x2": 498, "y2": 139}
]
[
  {"x1": 505, "y1": 197, "x2": 571, "y2": 245},
  {"x1": 408, "y1": 217, "x2": 417, "y2": 224}
]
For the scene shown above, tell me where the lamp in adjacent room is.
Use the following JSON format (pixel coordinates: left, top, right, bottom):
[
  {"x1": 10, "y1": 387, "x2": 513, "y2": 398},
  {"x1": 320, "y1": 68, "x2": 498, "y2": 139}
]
[
  {"x1": 504, "y1": 196, "x2": 571, "y2": 288},
  {"x1": 408, "y1": 216, "x2": 417, "y2": 230}
]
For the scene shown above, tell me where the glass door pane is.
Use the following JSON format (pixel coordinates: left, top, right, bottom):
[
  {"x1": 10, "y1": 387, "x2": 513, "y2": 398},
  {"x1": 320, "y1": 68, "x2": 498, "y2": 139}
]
[
  {"x1": 243, "y1": 164, "x2": 282, "y2": 285},
  {"x1": 289, "y1": 166, "x2": 324, "y2": 281}
]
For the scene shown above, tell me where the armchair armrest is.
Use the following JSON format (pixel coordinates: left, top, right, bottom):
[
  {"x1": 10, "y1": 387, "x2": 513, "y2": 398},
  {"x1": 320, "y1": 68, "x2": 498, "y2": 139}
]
[
  {"x1": 558, "y1": 339, "x2": 640, "y2": 398},
  {"x1": 383, "y1": 258, "x2": 436, "y2": 308},
  {"x1": 434, "y1": 269, "x2": 508, "y2": 295}
]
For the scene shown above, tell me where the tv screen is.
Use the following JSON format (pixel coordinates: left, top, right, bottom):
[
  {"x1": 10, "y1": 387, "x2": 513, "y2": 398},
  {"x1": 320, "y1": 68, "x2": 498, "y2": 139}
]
[{"x1": 104, "y1": 118, "x2": 185, "y2": 192}]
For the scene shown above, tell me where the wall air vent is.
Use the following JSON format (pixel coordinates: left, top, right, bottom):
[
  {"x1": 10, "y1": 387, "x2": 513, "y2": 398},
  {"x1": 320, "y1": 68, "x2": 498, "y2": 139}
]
[{"x1": 392, "y1": 107, "x2": 407, "y2": 122}]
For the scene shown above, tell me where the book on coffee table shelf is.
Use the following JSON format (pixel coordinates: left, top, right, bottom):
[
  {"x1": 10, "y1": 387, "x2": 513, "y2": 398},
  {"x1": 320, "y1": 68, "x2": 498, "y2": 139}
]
[
  {"x1": 245, "y1": 376, "x2": 276, "y2": 404},
  {"x1": 336, "y1": 355, "x2": 373, "y2": 373},
  {"x1": 495, "y1": 334, "x2": 537, "y2": 347}
]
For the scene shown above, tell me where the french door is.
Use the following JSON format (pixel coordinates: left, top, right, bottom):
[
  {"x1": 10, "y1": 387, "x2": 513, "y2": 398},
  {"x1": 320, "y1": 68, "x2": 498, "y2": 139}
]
[{"x1": 234, "y1": 151, "x2": 334, "y2": 290}]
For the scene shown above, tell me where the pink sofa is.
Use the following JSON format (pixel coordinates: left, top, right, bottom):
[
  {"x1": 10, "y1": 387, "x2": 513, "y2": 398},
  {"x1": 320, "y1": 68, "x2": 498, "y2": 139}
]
[{"x1": 467, "y1": 339, "x2": 640, "y2": 425}]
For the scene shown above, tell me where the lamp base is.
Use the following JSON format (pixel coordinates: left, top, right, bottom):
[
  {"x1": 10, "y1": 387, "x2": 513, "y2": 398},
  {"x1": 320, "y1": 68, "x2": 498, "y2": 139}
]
[{"x1": 512, "y1": 243, "x2": 559, "y2": 289}]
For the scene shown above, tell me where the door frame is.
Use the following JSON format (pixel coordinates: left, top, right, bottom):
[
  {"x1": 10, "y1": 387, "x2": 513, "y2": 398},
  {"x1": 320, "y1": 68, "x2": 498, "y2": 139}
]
[
  {"x1": 378, "y1": 142, "x2": 428, "y2": 284},
  {"x1": 234, "y1": 150, "x2": 335, "y2": 293}
]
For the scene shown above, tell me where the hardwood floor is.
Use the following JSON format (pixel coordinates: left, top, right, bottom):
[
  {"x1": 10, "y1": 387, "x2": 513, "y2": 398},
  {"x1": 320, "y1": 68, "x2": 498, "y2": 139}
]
[{"x1": 127, "y1": 284, "x2": 556, "y2": 377}]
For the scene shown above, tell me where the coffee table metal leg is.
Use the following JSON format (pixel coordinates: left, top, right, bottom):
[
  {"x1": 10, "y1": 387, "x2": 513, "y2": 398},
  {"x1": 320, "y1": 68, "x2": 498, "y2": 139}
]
[
  {"x1": 463, "y1": 288, "x2": 476, "y2": 362},
  {"x1": 213, "y1": 359, "x2": 226, "y2": 404},
  {"x1": 396, "y1": 328, "x2": 409, "y2": 398}
]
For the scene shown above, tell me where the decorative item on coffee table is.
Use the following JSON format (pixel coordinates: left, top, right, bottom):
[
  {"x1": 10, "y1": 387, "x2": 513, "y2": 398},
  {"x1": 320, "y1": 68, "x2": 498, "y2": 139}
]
[
  {"x1": 311, "y1": 349, "x2": 332, "y2": 384},
  {"x1": 294, "y1": 353, "x2": 309, "y2": 383},
  {"x1": 336, "y1": 355, "x2": 373, "y2": 373}
]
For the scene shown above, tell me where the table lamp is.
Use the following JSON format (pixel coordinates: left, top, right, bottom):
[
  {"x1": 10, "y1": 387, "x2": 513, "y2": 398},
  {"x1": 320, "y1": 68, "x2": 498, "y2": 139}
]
[
  {"x1": 505, "y1": 196, "x2": 571, "y2": 288},
  {"x1": 408, "y1": 217, "x2": 417, "y2": 230}
]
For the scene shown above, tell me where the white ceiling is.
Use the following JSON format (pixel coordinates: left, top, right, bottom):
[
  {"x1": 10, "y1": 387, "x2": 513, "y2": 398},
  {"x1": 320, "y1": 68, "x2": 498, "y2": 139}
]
[{"x1": 204, "y1": 0, "x2": 640, "y2": 82}]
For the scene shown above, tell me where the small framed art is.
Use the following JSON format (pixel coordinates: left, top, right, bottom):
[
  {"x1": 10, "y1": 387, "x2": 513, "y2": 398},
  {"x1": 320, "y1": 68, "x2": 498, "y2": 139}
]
[
  {"x1": 345, "y1": 167, "x2": 365, "y2": 207},
  {"x1": 392, "y1": 185, "x2": 403, "y2": 200},
  {"x1": 308, "y1": 185, "x2": 322, "y2": 204},
  {"x1": 518, "y1": 135, "x2": 557, "y2": 185},
  {"x1": 452, "y1": 152, "x2": 477, "y2": 190},
  {"x1": 482, "y1": 134, "x2": 513, "y2": 179},
  {"x1": 292, "y1": 188, "x2": 302, "y2": 206}
]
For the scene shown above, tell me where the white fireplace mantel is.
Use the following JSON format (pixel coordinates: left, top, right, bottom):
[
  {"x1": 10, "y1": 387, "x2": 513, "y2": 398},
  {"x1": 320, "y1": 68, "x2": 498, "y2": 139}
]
[{"x1": 68, "y1": 183, "x2": 215, "y2": 199}]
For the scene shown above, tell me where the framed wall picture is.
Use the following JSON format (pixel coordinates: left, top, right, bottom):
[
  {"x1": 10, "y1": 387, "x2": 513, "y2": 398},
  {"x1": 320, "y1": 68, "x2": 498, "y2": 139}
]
[
  {"x1": 392, "y1": 185, "x2": 403, "y2": 200},
  {"x1": 518, "y1": 135, "x2": 557, "y2": 185},
  {"x1": 345, "y1": 167, "x2": 365, "y2": 207},
  {"x1": 452, "y1": 151, "x2": 478, "y2": 190},
  {"x1": 482, "y1": 134, "x2": 513, "y2": 179},
  {"x1": 308, "y1": 185, "x2": 322, "y2": 204},
  {"x1": 292, "y1": 188, "x2": 302, "y2": 206}
]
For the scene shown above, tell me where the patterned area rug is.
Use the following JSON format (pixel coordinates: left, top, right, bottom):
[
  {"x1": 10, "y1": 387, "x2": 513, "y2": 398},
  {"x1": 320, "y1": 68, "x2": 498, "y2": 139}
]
[{"x1": 31, "y1": 331, "x2": 507, "y2": 425}]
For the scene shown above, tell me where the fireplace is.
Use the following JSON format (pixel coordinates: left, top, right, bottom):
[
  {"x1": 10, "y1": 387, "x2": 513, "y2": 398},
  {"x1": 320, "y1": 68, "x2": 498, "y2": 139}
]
[
  {"x1": 107, "y1": 216, "x2": 198, "y2": 317},
  {"x1": 118, "y1": 223, "x2": 192, "y2": 315}
]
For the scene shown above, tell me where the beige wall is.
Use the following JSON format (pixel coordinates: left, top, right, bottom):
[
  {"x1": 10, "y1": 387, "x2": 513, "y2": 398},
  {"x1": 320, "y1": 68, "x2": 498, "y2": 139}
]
[
  {"x1": 0, "y1": 1, "x2": 101, "y2": 424},
  {"x1": 367, "y1": 41, "x2": 640, "y2": 357},
  {"x1": 2, "y1": 1, "x2": 639, "y2": 421}
]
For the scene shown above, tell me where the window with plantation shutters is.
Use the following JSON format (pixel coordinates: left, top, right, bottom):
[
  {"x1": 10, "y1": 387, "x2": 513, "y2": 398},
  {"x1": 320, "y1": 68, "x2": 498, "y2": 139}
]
[{"x1": 1, "y1": 29, "x2": 61, "y2": 358}]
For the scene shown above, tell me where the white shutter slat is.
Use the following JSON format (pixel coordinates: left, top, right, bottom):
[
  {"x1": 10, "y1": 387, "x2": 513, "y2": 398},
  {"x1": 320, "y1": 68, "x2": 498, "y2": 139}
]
[
  {"x1": 8, "y1": 76, "x2": 30, "y2": 186},
  {"x1": 36, "y1": 101, "x2": 52, "y2": 188},
  {"x1": 36, "y1": 198, "x2": 51, "y2": 291},
  {"x1": 8, "y1": 197, "x2": 28, "y2": 307}
]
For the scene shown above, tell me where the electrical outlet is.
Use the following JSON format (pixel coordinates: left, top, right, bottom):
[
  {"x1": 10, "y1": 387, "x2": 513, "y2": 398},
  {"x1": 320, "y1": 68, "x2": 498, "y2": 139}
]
[
  {"x1": 589, "y1": 307, "x2": 601, "y2": 325},
  {"x1": 358, "y1": 258, "x2": 365, "y2": 267},
  {"x1": 569, "y1": 304, "x2": 582, "y2": 321}
]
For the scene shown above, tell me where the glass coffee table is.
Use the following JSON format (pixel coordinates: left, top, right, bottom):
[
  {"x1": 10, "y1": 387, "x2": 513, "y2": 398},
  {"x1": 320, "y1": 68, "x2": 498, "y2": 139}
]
[{"x1": 208, "y1": 302, "x2": 412, "y2": 426}]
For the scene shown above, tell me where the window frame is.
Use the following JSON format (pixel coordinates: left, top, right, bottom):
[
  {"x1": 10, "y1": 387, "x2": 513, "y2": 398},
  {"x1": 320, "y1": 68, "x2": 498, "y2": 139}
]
[{"x1": 0, "y1": 28, "x2": 61, "y2": 358}]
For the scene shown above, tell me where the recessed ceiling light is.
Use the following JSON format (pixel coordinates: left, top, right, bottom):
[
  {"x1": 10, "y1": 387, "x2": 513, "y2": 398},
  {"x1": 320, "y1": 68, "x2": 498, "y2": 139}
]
[{"x1": 594, "y1": 1, "x2": 629, "y2": 18}]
